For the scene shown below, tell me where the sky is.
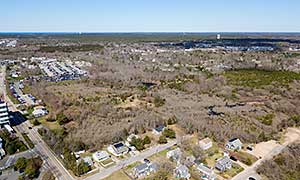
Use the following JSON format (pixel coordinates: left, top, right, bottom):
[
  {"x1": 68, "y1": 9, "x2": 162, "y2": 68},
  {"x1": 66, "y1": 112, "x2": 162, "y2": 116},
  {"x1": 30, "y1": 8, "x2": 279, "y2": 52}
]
[{"x1": 1, "y1": 0, "x2": 300, "y2": 32}]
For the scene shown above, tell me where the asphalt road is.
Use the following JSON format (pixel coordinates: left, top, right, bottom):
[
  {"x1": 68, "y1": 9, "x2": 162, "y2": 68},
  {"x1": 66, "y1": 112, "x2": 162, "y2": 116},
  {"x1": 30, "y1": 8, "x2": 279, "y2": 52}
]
[
  {"x1": 0, "y1": 66, "x2": 74, "y2": 180},
  {"x1": 0, "y1": 149, "x2": 37, "y2": 169},
  {"x1": 85, "y1": 140, "x2": 177, "y2": 180}
]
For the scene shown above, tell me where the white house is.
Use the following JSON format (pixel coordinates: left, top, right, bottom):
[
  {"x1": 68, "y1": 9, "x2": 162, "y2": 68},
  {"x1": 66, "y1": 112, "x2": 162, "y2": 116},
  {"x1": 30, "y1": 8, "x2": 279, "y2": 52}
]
[
  {"x1": 199, "y1": 137, "x2": 213, "y2": 150},
  {"x1": 132, "y1": 162, "x2": 158, "y2": 178},
  {"x1": 197, "y1": 163, "x2": 216, "y2": 180},
  {"x1": 174, "y1": 164, "x2": 191, "y2": 179},
  {"x1": 32, "y1": 106, "x2": 48, "y2": 118},
  {"x1": 167, "y1": 148, "x2": 182, "y2": 164},
  {"x1": 92, "y1": 151, "x2": 110, "y2": 162},
  {"x1": 225, "y1": 138, "x2": 242, "y2": 151}
]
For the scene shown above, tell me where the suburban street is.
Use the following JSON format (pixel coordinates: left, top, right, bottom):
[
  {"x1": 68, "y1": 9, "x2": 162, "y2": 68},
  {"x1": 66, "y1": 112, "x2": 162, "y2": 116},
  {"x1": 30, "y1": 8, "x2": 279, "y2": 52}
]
[
  {"x1": 85, "y1": 140, "x2": 177, "y2": 180},
  {"x1": 0, "y1": 66, "x2": 74, "y2": 180}
]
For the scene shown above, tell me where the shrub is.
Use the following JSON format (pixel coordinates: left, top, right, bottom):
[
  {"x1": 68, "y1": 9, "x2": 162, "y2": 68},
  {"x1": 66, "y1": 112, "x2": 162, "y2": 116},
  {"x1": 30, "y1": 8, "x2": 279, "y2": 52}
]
[
  {"x1": 130, "y1": 137, "x2": 145, "y2": 151},
  {"x1": 32, "y1": 119, "x2": 41, "y2": 126},
  {"x1": 143, "y1": 136, "x2": 151, "y2": 145},
  {"x1": 153, "y1": 96, "x2": 165, "y2": 107},
  {"x1": 158, "y1": 135, "x2": 168, "y2": 144},
  {"x1": 163, "y1": 128, "x2": 176, "y2": 139},
  {"x1": 257, "y1": 114, "x2": 274, "y2": 126}
]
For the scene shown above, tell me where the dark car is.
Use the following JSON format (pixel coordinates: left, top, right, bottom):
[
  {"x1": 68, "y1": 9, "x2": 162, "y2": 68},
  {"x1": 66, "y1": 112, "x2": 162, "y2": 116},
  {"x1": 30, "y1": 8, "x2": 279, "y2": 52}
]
[
  {"x1": 144, "y1": 158, "x2": 150, "y2": 164},
  {"x1": 230, "y1": 156, "x2": 238, "y2": 161},
  {"x1": 249, "y1": 177, "x2": 256, "y2": 180},
  {"x1": 247, "y1": 146, "x2": 253, "y2": 151},
  {"x1": 28, "y1": 127, "x2": 32, "y2": 130}
]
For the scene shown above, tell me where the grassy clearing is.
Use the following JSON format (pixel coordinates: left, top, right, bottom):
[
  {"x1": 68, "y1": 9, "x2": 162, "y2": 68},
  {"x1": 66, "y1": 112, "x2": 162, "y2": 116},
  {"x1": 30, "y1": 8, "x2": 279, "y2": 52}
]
[
  {"x1": 234, "y1": 151, "x2": 258, "y2": 166},
  {"x1": 205, "y1": 151, "x2": 223, "y2": 168},
  {"x1": 39, "y1": 117, "x2": 63, "y2": 132},
  {"x1": 224, "y1": 69, "x2": 300, "y2": 88},
  {"x1": 257, "y1": 113, "x2": 275, "y2": 126},
  {"x1": 103, "y1": 170, "x2": 131, "y2": 180}
]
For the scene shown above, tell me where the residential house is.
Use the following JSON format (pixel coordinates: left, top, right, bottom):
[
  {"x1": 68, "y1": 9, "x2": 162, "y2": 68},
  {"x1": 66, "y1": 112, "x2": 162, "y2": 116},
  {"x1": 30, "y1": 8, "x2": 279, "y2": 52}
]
[
  {"x1": 167, "y1": 148, "x2": 182, "y2": 164},
  {"x1": 32, "y1": 106, "x2": 48, "y2": 118},
  {"x1": 199, "y1": 138, "x2": 213, "y2": 150},
  {"x1": 152, "y1": 125, "x2": 165, "y2": 135},
  {"x1": 108, "y1": 142, "x2": 129, "y2": 156},
  {"x1": 174, "y1": 164, "x2": 191, "y2": 179},
  {"x1": 225, "y1": 138, "x2": 242, "y2": 151},
  {"x1": 197, "y1": 163, "x2": 216, "y2": 180},
  {"x1": 215, "y1": 156, "x2": 232, "y2": 172},
  {"x1": 82, "y1": 156, "x2": 93, "y2": 167},
  {"x1": 184, "y1": 155, "x2": 196, "y2": 167},
  {"x1": 132, "y1": 162, "x2": 158, "y2": 178},
  {"x1": 92, "y1": 151, "x2": 110, "y2": 162}
]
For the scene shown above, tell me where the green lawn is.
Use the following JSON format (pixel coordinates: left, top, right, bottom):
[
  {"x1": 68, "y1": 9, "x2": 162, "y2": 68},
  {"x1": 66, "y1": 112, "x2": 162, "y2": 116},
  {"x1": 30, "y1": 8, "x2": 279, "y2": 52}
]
[
  {"x1": 220, "y1": 163, "x2": 244, "y2": 179},
  {"x1": 101, "y1": 158, "x2": 115, "y2": 167},
  {"x1": 234, "y1": 151, "x2": 258, "y2": 166}
]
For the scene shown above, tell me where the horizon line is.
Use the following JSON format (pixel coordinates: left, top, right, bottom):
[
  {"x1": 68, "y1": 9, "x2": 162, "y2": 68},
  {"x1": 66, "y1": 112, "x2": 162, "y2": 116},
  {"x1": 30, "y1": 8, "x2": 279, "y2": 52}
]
[{"x1": 1, "y1": 31, "x2": 300, "y2": 34}]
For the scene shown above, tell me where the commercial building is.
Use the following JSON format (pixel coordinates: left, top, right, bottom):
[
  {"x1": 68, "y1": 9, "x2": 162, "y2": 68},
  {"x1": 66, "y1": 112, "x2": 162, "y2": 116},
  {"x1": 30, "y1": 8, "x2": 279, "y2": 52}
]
[{"x1": 0, "y1": 101, "x2": 10, "y2": 128}]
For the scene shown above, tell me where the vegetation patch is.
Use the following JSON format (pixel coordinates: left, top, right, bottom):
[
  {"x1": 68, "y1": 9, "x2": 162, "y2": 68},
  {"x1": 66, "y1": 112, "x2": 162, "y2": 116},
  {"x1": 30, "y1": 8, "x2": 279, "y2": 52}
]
[
  {"x1": 225, "y1": 69, "x2": 300, "y2": 88},
  {"x1": 257, "y1": 113, "x2": 275, "y2": 126},
  {"x1": 22, "y1": 133, "x2": 35, "y2": 149},
  {"x1": 0, "y1": 130, "x2": 28, "y2": 155},
  {"x1": 39, "y1": 44, "x2": 104, "y2": 53},
  {"x1": 15, "y1": 157, "x2": 43, "y2": 179},
  {"x1": 257, "y1": 143, "x2": 300, "y2": 180},
  {"x1": 232, "y1": 151, "x2": 258, "y2": 166},
  {"x1": 220, "y1": 163, "x2": 244, "y2": 179}
]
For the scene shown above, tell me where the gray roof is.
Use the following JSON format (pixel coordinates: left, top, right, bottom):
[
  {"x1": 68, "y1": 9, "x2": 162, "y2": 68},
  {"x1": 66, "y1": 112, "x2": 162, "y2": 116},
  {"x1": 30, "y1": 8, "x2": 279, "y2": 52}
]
[
  {"x1": 197, "y1": 163, "x2": 214, "y2": 176},
  {"x1": 154, "y1": 125, "x2": 165, "y2": 132},
  {"x1": 149, "y1": 163, "x2": 158, "y2": 171},
  {"x1": 176, "y1": 164, "x2": 190, "y2": 177},
  {"x1": 216, "y1": 156, "x2": 231, "y2": 166},
  {"x1": 134, "y1": 163, "x2": 148, "y2": 173}
]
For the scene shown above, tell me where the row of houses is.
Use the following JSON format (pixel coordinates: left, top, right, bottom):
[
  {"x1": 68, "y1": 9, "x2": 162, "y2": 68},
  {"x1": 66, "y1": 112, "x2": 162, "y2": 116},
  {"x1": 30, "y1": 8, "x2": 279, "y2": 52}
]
[
  {"x1": 0, "y1": 39, "x2": 17, "y2": 47},
  {"x1": 199, "y1": 137, "x2": 242, "y2": 151},
  {"x1": 164, "y1": 137, "x2": 243, "y2": 180}
]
